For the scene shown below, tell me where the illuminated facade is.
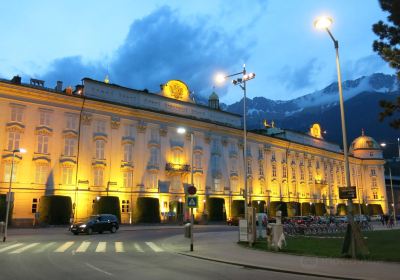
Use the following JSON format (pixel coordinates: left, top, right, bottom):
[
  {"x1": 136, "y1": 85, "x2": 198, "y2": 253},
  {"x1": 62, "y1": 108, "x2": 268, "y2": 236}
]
[{"x1": 0, "y1": 77, "x2": 388, "y2": 224}]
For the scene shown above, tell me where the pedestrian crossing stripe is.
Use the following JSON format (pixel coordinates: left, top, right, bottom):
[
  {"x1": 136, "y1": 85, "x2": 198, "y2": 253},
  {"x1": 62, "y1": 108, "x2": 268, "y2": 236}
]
[{"x1": 0, "y1": 241, "x2": 165, "y2": 254}]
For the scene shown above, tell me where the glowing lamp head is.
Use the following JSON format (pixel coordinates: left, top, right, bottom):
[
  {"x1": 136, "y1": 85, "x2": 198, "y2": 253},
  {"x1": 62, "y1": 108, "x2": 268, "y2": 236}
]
[
  {"x1": 314, "y1": 16, "x2": 333, "y2": 30},
  {"x1": 177, "y1": 127, "x2": 186, "y2": 134},
  {"x1": 215, "y1": 73, "x2": 226, "y2": 84},
  {"x1": 380, "y1": 142, "x2": 387, "y2": 147}
]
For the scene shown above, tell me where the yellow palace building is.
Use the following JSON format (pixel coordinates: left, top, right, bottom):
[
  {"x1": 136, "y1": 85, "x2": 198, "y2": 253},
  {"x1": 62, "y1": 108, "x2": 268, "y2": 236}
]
[{"x1": 0, "y1": 76, "x2": 388, "y2": 225}]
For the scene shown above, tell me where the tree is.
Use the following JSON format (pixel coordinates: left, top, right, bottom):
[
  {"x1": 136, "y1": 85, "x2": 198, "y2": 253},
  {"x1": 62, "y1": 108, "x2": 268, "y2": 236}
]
[{"x1": 373, "y1": 0, "x2": 400, "y2": 128}]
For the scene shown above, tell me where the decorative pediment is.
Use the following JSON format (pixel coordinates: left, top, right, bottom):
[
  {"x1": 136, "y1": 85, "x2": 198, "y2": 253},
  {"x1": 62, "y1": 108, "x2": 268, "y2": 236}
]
[
  {"x1": 2, "y1": 152, "x2": 23, "y2": 162},
  {"x1": 92, "y1": 159, "x2": 107, "y2": 167},
  {"x1": 33, "y1": 153, "x2": 51, "y2": 163},
  {"x1": 193, "y1": 146, "x2": 203, "y2": 154},
  {"x1": 62, "y1": 129, "x2": 78, "y2": 138},
  {"x1": 60, "y1": 156, "x2": 77, "y2": 167},
  {"x1": 148, "y1": 140, "x2": 160, "y2": 148},
  {"x1": 120, "y1": 161, "x2": 134, "y2": 170},
  {"x1": 6, "y1": 122, "x2": 25, "y2": 133},
  {"x1": 111, "y1": 116, "x2": 120, "y2": 129},
  {"x1": 35, "y1": 126, "x2": 53, "y2": 136},
  {"x1": 122, "y1": 136, "x2": 135, "y2": 145},
  {"x1": 170, "y1": 140, "x2": 183, "y2": 149},
  {"x1": 93, "y1": 133, "x2": 108, "y2": 142}
]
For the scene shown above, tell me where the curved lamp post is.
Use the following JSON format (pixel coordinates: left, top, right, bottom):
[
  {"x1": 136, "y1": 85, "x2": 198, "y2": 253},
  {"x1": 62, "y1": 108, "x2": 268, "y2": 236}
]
[
  {"x1": 314, "y1": 16, "x2": 358, "y2": 258},
  {"x1": 215, "y1": 65, "x2": 256, "y2": 220},
  {"x1": 3, "y1": 148, "x2": 26, "y2": 242}
]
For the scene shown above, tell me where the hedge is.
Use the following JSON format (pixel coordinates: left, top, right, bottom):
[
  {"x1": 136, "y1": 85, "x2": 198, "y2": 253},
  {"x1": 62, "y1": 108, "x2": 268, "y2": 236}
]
[
  {"x1": 336, "y1": 203, "x2": 347, "y2": 215},
  {"x1": 287, "y1": 202, "x2": 300, "y2": 217},
  {"x1": 0, "y1": 194, "x2": 13, "y2": 225},
  {"x1": 38, "y1": 195, "x2": 72, "y2": 225},
  {"x1": 207, "y1": 198, "x2": 225, "y2": 221},
  {"x1": 231, "y1": 200, "x2": 245, "y2": 218},
  {"x1": 251, "y1": 200, "x2": 266, "y2": 213},
  {"x1": 269, "y1": 201, "x2": 287, "y2": 217},
  {"x1": 135, "y1": 197, "x2": 160, "y2": 223},
  {"x1": 301, "y1": 203, "x2": 312, "y2": 216},
  {"x1": 93, "y1": 196, "x2": 121, "y2": 222}
]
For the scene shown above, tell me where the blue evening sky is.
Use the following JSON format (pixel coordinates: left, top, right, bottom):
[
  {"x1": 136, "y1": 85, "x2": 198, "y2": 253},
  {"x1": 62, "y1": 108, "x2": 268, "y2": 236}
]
[{"x1": 0, "y1": 0, "x2": 394, "y2": 104}]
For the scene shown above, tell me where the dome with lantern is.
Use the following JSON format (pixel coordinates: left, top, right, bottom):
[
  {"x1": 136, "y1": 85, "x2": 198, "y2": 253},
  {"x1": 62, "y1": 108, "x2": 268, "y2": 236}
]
[{"x1": 349, "y1": 129, "x2": 382, "y2": 159}]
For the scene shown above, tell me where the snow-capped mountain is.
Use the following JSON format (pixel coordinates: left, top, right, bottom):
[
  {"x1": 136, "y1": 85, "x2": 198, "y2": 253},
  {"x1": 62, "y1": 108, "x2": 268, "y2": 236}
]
[{"x1": 222, "y1": 73, "x2": 400, "y2": 156}]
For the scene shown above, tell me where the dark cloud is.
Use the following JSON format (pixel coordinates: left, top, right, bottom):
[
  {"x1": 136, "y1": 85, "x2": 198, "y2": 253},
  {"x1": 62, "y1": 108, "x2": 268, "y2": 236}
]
[
  {"x1": 39, "y1": 6, "x2": 252, "y2": 97},
  {"x1": 278, "y1": 58, "x2": 323, "y2": 90}
]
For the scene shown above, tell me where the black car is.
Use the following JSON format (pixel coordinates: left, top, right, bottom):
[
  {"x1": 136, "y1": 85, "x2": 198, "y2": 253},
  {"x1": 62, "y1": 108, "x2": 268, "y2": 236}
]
[{"x1": 70, "y1": 214, "x2": 119, "y2": 235}]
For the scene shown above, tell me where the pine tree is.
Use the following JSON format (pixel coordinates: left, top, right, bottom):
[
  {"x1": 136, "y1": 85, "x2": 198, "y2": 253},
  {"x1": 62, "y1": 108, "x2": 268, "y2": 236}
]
[{"x1": 373, "y1": 0, "x2": 400, "y2": 128}]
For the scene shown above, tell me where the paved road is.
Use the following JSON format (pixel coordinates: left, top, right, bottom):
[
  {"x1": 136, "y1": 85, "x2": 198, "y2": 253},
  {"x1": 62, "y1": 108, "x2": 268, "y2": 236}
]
[{"x1": 0, "y1": 226, "x2": 327, "y2": 280}]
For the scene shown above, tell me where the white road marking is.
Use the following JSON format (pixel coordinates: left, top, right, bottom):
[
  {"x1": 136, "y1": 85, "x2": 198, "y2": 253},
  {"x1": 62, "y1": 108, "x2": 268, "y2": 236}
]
[
  {"x1": 95, "y1": 242, "x2": 106, "y2": 253},
  {"x1": 10, "y1": 243, "x2": 40, "y2": 254},
  {"x1": 54, "y1": 241, "x2": 74, "y2": 252},
  {"x1": 0, "y1": 243, "x2": 24, "y2": 253},
  {"x1": 134, "y1": 243, "x2": 144, "y2": 253},
  {"x1": 85, "y1": 263, "x2": 112, "y2": 276},
  {"x1": 115, "y1": 242, "x2": 124, "y2": 253},
  {"x1": 76, "y1": 241, "x2": 91, "y2": 253},
  {"x1": 145, "y1": 242, "x2": 164, "y2": 252},
  {"x1": 34, "y1": 242, "x2": 56, "y2": 253}
]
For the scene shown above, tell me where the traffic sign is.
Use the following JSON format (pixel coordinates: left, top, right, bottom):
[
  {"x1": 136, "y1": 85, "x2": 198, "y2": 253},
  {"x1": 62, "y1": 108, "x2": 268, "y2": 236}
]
[
  {"x1": 188, "y1": 185, "x2": 197, "y2": 195},
  {"x1": 339, "y1": 186, "x2": 357, "y2": 199},
  {"x1": 187, "y1": 196, "x2": 198, "y2": 208}
]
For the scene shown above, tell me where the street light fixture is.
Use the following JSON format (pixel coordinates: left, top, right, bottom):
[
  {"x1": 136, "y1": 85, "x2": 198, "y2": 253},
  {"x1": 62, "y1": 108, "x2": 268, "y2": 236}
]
[
  {"x1": 314, "y1": 16, "x2": 358, "y2": 258},
  {"x1": 3, "y1": 148, "x2": 26, "y2": 242},
  {"x1": 215, "y1": 65, "x2": 256, "y2": 221},
  {"x1": 177, "y1": 126, "x2": 195, "y2": 251}
]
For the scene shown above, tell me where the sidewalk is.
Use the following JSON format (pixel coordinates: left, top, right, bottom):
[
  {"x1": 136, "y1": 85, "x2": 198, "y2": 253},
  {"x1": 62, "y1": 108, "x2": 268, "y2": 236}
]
[{"x1": 161, "y1": 231, "x2": 400, "y2": 280}]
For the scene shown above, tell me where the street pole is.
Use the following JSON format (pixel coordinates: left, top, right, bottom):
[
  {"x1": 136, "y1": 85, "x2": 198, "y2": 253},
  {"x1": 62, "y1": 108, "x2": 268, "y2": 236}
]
[
  {"x1": 397, "y1": 138, "x2": 400, "y2": 159},
  {"x1": 389, "y1": 167, "x2": 397, "y2": 226},
  {"x1": 3, "y1": 150, "x2": 16, "y2": 242},
  {"x1": 190, "y1": 132, "x2": 194, "y2": 251},
  {"x1": 243, "y1": 65, "x2": 248, "y2": 220}
]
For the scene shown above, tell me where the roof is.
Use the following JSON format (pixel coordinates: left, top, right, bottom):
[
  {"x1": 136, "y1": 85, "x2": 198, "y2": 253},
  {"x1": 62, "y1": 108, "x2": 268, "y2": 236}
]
[{"x1": 349, "y1": 129, "x2": 381, "y2": 153}]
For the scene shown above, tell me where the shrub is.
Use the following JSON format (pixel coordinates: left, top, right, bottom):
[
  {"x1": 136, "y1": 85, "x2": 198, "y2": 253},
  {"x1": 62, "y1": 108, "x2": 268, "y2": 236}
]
[
  {"x1": 314, "y1": 203, "x2": 327, "y2": 216},
  {"x1": 207, "y1": 198, "x2": 225, "y2": 221},
  {"x1": 93, "y1": 196, "x2": 121, "y2": 222},
  {"x1": 135, "y1": 197, "x2": 160, "y2": 223},
  {"x1": 336, "y1": 203, "x2": 347, "y2": 215},
  {"x1": 38, "y1": 195, "x2": 72, "y2": 225},
  {"x1": 301, "y1": 203, "x2": 312, "y2": 216}
]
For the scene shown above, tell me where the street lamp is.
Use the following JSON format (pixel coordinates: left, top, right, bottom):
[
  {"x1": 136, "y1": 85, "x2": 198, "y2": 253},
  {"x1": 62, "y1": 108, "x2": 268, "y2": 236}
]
[
  {"x1": 314, "y1": 16, "x2": 357, "y2": 258},
  {"x1": 177, "y1": 126, "x2": 195, "y2": 251},
  {"x1": 3, "y1": 148, "x2": 26, "y2": 242},
  {"x1": 215, "y1": 65, "x2": 256, "y2": 220}
]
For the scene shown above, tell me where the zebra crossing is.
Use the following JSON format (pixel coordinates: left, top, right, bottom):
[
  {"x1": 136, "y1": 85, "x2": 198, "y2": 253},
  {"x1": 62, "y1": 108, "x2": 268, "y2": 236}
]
[{"x1": 0, "y1": 241, "x2": 165, "y2": 255}]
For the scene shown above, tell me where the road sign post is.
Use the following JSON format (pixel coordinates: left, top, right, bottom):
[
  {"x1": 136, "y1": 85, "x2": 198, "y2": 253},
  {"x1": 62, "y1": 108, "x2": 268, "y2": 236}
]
[{"x1": 186, "y1": 193, "x2": 197, "y2": 252}]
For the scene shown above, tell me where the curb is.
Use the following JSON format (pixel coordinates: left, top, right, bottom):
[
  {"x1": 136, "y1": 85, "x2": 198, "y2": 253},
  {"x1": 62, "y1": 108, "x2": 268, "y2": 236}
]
[{"x1": 178, "y1": 252, "x2": 365, "y2": 280}]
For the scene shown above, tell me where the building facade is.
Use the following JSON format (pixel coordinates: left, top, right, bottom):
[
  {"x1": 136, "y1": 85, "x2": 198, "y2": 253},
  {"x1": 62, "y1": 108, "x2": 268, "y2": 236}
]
[{"x1": 0, "y1": 77, "x2": 388, "y2": 224}]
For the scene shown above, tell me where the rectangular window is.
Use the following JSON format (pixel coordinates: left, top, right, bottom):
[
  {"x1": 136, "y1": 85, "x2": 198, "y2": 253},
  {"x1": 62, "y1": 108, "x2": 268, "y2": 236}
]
[
  {"x1": 371, "y1": 169, "x2": 376, "y2": 176},
  {"x1": 11, "y1": 106, "x2": 23, "y2": 122},
  {"x1": 230, "y1": 178, "x2": 238, "y2": 193},
  {"x1": 214, "y1": 178, "x2": 221, "y2": 192},
  {"x1": 230, "y1": 158, "x2": 237, "y2": 173},
  {"x1": 291, "y1": 166, "x2": 296, "y2": 180},
  {"x1": 39, "y1": 110, "x2": 51, "y2": 126},
  {"x1": 123, "y1": 143, "x2": 133, "y2": 162},
  {"x1": 148, "y1": 173, "x2": 158, "y2": 189},
  {"x1": 247, "y1": 160, "x2": 252, "y2": 175},
  {"x1": 308, "y1": 168, "x2": 313, "y2": 181},
  {"x1": 93, "y1": 168, "x2": 104, "y2": 186},
  {"x1": 173, "y1": 149, "x2": 182, "y2": 164},
  {"x1": 124, "y1": 124, "x2": 135, "y2": 138},
  {"x1": 64, "y1": 138, "x2": 76, "y2": 156},
  {"x1": 373, "y1": 192, "x2": 378, "y2": 199},
  {"x1": 150, "y1": 127, "x2": 159, "y2": 142},
  {"x1": 372, "y1": 177, "x2": 377, "y2": 188},
  {"x1": 35, "y1": 165, "x2": 49, "y2": 184},
  {"x1": 37, "y1": 135, "x2": 49, "y2": 154},
  {"x1": 94, "y1": 120, "x2": 106, "y2": 133},
  {"x1": 32, "y1": 198, "x2": 38, "y2": 213},
  {"x1": 7, "y1": 132, "x2": 21, "y2": 151},
  {"x1": 123, "y1": 171, "x2": 133, "y2": 188},
  {"x1": 4, "y1": 162, "x2": 17, "y2": 182},
  {"x1": 62, "y1": 167, "x2": 74, "y2": 185},
  {"x1": 259, "y1": 163, "x2": 264, "y2": 176},
  {"x1": 300, "y1": 166, "x2": 305, "y2": 181},
  {"x1": 121, "y1": 200, "x2": 130, "y2": 213},
  {"x1": 95, "y1": 140, "x2": 105, "y2": 159},
  {"x1": 272, "y1": 164, "x2": 277, "y2": 177},
  {"x1": 282, "y1": 165, "x2": 287, "y2": 178},
  {"x1": 194, "y1": 176, "x2": 202, "y2": 191},
  {"x1": 66, "y1": 114, "x2": 78, "y2": 130},
  {"x1": 194, "y1": 154, "x2": 202, "y2": 169},
  {"x1": 150, "y1": 147, "x2": 159, "y2": 165}
]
